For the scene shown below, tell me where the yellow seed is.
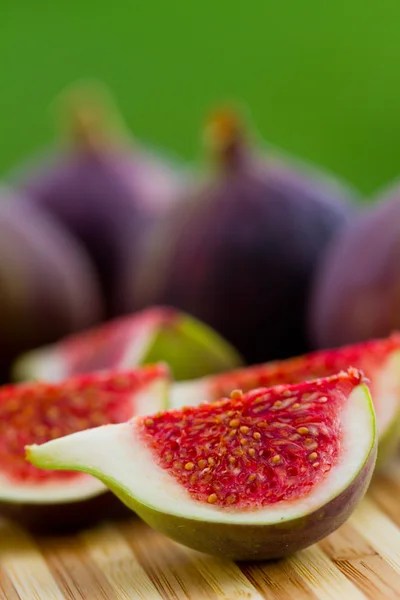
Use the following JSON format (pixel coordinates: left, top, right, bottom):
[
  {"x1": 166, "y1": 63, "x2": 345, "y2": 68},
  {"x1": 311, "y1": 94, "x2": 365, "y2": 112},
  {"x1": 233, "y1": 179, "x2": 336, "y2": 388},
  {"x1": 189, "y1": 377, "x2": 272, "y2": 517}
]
[
  {"x1": 240, "y1": 438, "x2": 248, "y2": 445},
  {"x1": 208, "y1": 457, "x2": 215, "y2": 466},
  {"x1": 309, "y1": 452, "x2": 318, "y2": 461},
  {"x1": 229, "y1": 418, "x2": 240, "y2": 428},
  {"x1": 229, "y1": 429, "x2": 237, "y2": 437},
  {"x1": 297, "y1": 427, "x2": 309, "y2": 435},
  {"x1": 253, "y1": 431, "x2": 261, "y2": 440},
  {"x1": 227, "y1": 410, "x2": 235, "y2": 417},
  {"x1": 292, "y1": 403, "x2": 300, "y2": 409},
  {"x1": 144, "y1": 418, "x2": 154, "y2": 427},
  {"x1": 185, "y1": 462, "x2": 194, "y2": 471},
  {"x1": 198, "y1": 459, "x2": 207, "y2": 469},
  {"x1": 248, "y1": 473, "x2": 257, "y2": 482},
  {"x1": 165, "y1": 453, "x2": 173, "y2": 462},
  {"x1": 228, "y1": 456, "x2": 236, "y2": 464},
  {"x1": 208, "y1": 493, "x2": 218, "y2": 504},
  {"x1": 271, "y1": 454, "x2": 281, "y2": 464},
  {"x1": 240, "y1": 425, "x2": 250, "y2": 434},
  {"x1": 283, "y1": 390, "x2": 292, "y2": 397},
  {"x1": 189, "y1": 474, "x2": 197, "y2": 484},
  {"x1": 312, "y1": 462, "x2": 320, "y2": 468},
  {"x1": 230, "y1": 389, "x2": 243, "y2": 400},
  {"x1": 273, "y1": 400, "x2": 282, "y2": 408},
  {"x1": 248, "y1": 448, "x2": 256, "y2": 457},
  {"x1": 225, "y1": 494, "x2": 236, "y2": 505}
]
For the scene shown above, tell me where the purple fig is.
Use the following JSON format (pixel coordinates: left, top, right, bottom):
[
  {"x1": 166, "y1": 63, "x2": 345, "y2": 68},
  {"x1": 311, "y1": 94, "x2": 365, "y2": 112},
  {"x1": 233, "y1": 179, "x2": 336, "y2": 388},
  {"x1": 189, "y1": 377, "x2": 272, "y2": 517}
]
[
  {"x1": 0, "y1": 188, "x2": 103, "y2": 381},
  {"x1": 14, "y1": 83, "x2": 183, "y2": 316},
  {"x1": 309, "y1": 182, "x2": 400, "y2": 348},
  {"x1": 126, "y1": 108, "x2": 356, "y2": 364}
]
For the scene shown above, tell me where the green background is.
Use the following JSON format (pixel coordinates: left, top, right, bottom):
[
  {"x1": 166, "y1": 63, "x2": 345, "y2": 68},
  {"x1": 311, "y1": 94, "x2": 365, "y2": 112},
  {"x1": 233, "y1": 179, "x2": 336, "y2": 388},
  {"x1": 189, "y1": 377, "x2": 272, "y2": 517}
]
[{"x1": 2, "y1": 0, "x2": 400, "y2": 196}]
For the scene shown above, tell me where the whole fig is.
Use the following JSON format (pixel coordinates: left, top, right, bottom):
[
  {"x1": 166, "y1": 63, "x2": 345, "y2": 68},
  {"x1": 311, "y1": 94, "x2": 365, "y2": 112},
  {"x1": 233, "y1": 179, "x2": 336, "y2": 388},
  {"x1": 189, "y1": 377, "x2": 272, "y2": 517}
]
[
  {"x1": 127, "y1": 109, "x2": 356, "y2": 363},
  {"x1": 0, "y1": 188, "x2": 103, "y2": 381},
  {"x1": 14, "y1": 83, "x2": 183, "y2": 316},
  {"x1": 309, "y1": 183, "x2": 400, "y2": 348}
]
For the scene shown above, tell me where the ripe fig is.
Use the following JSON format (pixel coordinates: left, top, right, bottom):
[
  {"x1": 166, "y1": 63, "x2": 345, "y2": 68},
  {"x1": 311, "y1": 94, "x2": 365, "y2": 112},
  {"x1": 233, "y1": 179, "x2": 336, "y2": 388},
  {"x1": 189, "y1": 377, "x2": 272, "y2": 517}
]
[
  {"x1": 0, "y1": 364, "x2": 169, "y2": 531},
  {"x1": 0, "y1": 188, "x2": 103, "y2": 381},
  {"x1": 171, "y1": 334, "x2": 400, "y2": 466},
  {"x1": 14, "y1": 83, "x2": 183, "y2": 316},
  {"x1": 129, "y1": 108, "x2": 355, "y2": 363},
  {"x1": 27, "y1": 369, "x2": 376, "y2": 560},
  {"x1": 309, "y1": 186, "x2": 400, "y2": 350},
  {"x1": 13, "y1": 307, "x2": 243, "y2": 383}
]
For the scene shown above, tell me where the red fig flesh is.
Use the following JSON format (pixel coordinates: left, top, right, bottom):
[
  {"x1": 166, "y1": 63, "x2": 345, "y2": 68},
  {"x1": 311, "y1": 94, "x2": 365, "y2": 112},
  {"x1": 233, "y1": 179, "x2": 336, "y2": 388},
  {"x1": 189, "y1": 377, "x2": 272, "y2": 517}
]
[
  {"x1": 0, "y1": 364, "x2": 169, "y2": 530},
  {"x1": 171, "y1": 334, "x2": 400, "y2": 464},
  {"x1": 13, "y1": 307, "x2": 243, "y2": 383}
]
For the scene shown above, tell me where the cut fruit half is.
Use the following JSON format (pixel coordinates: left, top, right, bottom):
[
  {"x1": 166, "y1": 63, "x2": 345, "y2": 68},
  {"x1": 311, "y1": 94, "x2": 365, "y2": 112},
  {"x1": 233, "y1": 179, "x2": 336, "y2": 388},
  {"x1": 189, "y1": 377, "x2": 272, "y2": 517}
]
[
  {"x1": 171, "y1": 334, "x2": 400, "y2": 465},
  {"x1": 0, "y1": 364, "x2": 169, "y2": 531},
  {"x1": 27, "y1": 369, "x2": 376, "y2": 560},
  {"x1": 13, "y1": 306, "x2": 243, "y2": 383}
]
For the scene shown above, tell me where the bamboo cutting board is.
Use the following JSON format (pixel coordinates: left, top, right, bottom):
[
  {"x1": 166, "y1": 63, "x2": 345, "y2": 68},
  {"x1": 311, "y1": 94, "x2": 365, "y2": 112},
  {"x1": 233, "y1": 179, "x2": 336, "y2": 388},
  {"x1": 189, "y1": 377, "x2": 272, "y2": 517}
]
[{"x1": 1, "y1": 463, "x2": 400, "y2": 600}]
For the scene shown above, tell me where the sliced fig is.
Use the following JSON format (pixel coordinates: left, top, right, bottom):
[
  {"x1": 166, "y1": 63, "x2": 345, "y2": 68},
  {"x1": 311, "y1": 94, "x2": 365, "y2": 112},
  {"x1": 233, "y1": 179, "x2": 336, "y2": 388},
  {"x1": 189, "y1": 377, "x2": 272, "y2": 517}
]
[
  {"x1": 171, "y1": 334, "x2": 400, "y2": 465},
  {"x1": 27, "y1": 369, "x2": 376, "y2": 560},
  {"x1": 13, "y1": 307, "x2": 243, "y2": 383},
  {"x1": 0, "y1": 364, "x2": 169, "y2": 531}
]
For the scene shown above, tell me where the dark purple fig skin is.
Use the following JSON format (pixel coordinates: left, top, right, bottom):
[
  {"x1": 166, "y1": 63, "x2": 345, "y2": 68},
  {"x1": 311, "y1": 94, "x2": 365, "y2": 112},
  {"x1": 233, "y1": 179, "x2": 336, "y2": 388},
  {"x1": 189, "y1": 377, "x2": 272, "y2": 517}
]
[
  {"x1": 130, "y1": 153, "x2": 354, "y2": 364},
  {"x1": 129, "y1": 443, "x2": 376, "y2": 561},
  {"x1": 18, "y1": 143, "x2": 182, "y2": 317},
  {"x1": 309, "y1": 190, "x2": 400, "y2": 349},
  {"x1": 0, "y1": 189, "x2": 103, "y2": 381}
]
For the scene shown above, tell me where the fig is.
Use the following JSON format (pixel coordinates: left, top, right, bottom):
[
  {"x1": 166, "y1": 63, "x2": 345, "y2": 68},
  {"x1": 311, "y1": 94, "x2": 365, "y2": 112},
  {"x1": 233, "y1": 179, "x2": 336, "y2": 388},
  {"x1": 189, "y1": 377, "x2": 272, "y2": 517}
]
[
  {"x1": 309, "y1": 187, "x2": 400, "y2": 350},
  {"x1": 13, "y1": 306, "x2": 243, "y2": 383},
  {"x1": 15, "y1": 83, "x2": 183, "y2": 315},
  {"x1": 171, "y1": 334, "x2": 400, "y2": 465},
  {"x1": 0, "y1": 364, "x2": 169, "y2": 531},
  {"x1": 129, "y1": 108, "x2": 355, "y2": 363},
  {"x1": 27, "y1": 369, "x2": 376, "y2": 560},
  {"x1": 0, "y1": 188, "x2": 103, "y2": 381}
]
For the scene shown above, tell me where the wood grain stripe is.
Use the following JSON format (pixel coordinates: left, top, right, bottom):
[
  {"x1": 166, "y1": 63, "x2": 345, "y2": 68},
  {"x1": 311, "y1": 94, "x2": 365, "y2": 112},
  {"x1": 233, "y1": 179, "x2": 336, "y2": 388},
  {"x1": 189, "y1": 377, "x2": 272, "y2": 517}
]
[
  {"x1": 351, "y1": 498, "x2": 400, "y2": 576},
  {"x1": 0, "y1": 523, "x2": 63, "y2": 600},
  {"x1": 81, "y1": 524, "x2": 162, "y2": 599},
  {"x1": 288, "y1": 545, "x2": 366, "y2": 600},
  {"x1": 186, "y1": 554, "x2": 263, "y2": 599},
  {"x1": 241, "y1": 560, "x2": 318, "y2": 600},
  {"x1": 320, "y1": 521, "x2": 400, "y2": 600},
  {"x1": 38, "y1": 534, "x2": 113, "y2": 599},
  {"x1": 119, "y1": 519, "x2": 217, "y2": 599}
]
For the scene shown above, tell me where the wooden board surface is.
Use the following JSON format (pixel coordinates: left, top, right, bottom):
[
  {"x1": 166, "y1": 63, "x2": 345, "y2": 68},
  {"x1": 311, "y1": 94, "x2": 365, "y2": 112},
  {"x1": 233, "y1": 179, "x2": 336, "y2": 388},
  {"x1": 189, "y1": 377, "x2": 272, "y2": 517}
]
[{"x1": 1, "y1": 463, "x2": 400, "y2": 600}]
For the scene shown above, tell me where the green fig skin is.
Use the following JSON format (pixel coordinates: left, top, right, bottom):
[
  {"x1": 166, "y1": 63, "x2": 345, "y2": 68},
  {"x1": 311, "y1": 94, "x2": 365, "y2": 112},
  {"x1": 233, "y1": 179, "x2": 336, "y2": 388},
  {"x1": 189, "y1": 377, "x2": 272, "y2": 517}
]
[{"x1": 104, "y1": 446, "x2": 376, "y2": 561}]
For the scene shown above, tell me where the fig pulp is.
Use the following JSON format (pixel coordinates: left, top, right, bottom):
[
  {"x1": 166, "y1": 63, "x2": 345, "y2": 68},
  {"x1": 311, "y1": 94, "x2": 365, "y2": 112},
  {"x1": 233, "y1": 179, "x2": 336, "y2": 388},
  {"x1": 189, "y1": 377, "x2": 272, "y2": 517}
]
[
  {"x1": 130, "y1": 109, "x2": 355, "y2": 363},
  {"x1": 28, "y1": 369, "x2": 376, "y2": 560},
  {"x1": 13, "y1": 307, "x2": 243, "y2": 383},
  {"x1": 16, "y1": 83, "x2": 183, "y2": 316},
  {"x1": 171, "y1": 334, "x2": 400, "y2": 465},
  {"x1": 310, "y1": 186, "x2": 400, "y2": 349},
  {"x1": 0, "y1": 364, "x2": 169, "y2": 531},
  {"x1": 0, "y1": 188, "x2": 103, "y2": 382}
]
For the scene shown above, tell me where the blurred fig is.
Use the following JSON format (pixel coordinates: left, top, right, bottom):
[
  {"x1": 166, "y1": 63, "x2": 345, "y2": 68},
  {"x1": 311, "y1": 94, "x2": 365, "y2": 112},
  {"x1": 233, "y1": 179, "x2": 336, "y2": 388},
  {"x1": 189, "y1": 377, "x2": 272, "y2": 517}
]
[
  {"x1": 14, "y1": 82, "x2": 184, "y2": 316},
  {"x1": 127, "y1": 108, "x2": 356, "y2": 363},
  {"x1": 0, "y1": 188, "x2": 103, "y2": 381},
  {"x1": 309, "y1": 184, "x2": 400, "y2": 348}
]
